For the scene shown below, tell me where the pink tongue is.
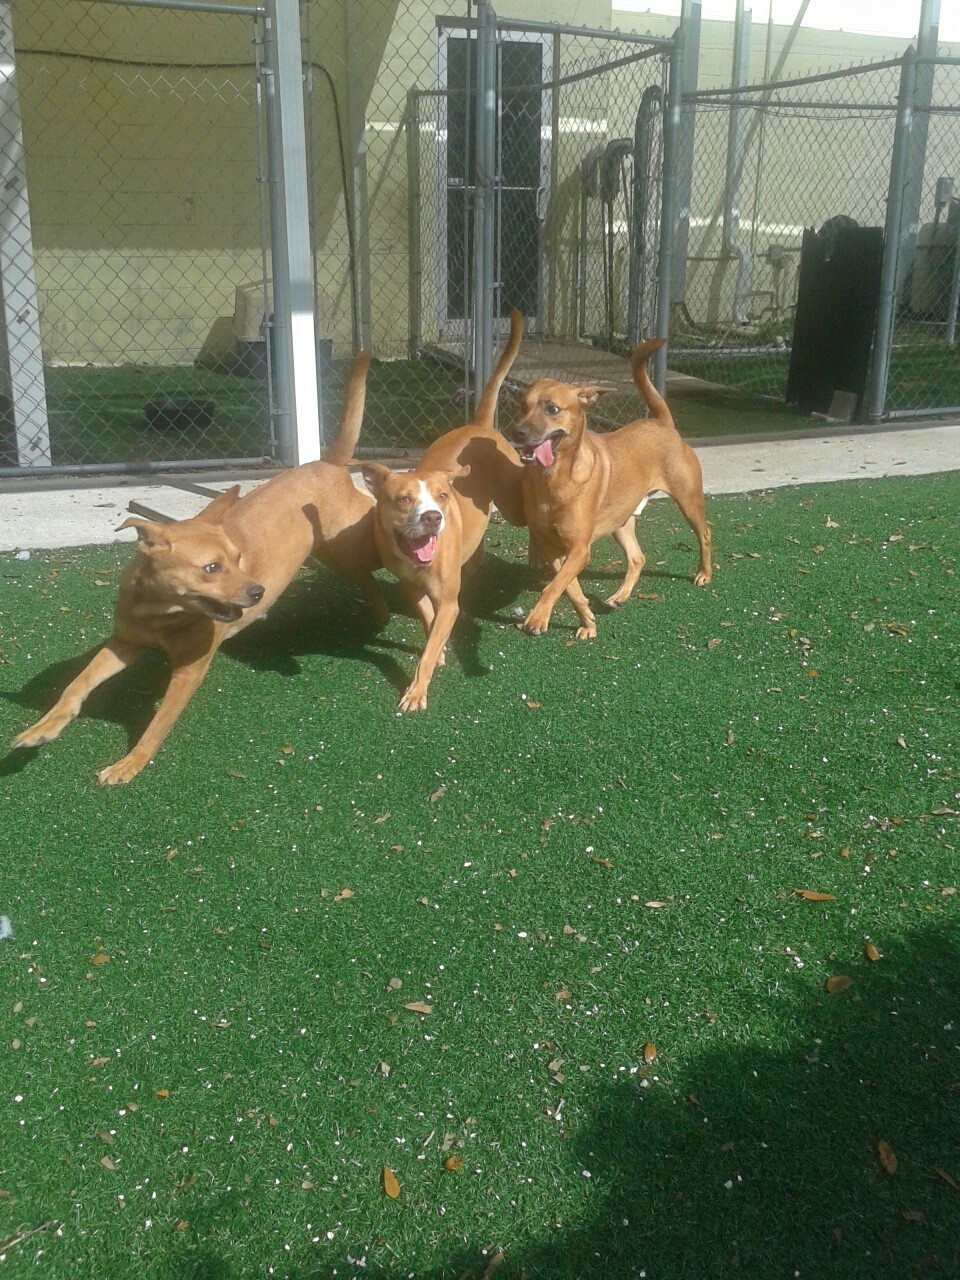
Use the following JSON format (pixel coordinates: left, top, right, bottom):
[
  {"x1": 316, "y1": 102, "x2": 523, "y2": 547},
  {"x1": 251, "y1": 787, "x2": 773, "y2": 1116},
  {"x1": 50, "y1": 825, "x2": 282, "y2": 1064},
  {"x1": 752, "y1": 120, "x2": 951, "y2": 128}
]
[
  {"x1": 533, "y1": 438, "x2": 555, "y2": 467},
  {"x1": 406, "y1": 534, "x2": 437, "y2": 563}
]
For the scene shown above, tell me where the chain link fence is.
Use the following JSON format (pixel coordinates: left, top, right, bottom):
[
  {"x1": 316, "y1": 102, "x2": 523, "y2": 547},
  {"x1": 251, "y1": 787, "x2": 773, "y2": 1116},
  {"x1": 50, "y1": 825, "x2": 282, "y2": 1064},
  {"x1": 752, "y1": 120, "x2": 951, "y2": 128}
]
[
  {"x1": 312, "y1": 5, "x2": 673, "y2": 454},
  {"x1": 672, "y1": 51, "x2": 960, "y2": 423},
  {"x1": 5, "y1": 3, "x2": 959, "y2": 480},
  {"x1": 2, "y1": 0, "x2": 274, "y2": 474}
]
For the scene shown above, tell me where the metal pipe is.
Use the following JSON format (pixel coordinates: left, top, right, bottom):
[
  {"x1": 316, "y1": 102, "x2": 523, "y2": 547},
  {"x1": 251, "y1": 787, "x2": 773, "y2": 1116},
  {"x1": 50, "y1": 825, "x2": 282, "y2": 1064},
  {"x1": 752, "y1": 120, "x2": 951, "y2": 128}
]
[
  {"x1": 672, "y1": 0, "x2": 701, "y2": 309},
  {"x1": 262, "y1": 0, "x2": 322, "y2": 465},
  {"x1": 652, "y1": 34, "x2": 682, "y2": 392},
  {"x1": 628, "y1": 84, "x2": 663, "y2": 345},
  {"x1": 437, "y1": 15, "x2": 670, "y2": 46},
  {"x1": 867, "y1": 48, "x2": 916, "y2": 423},
  {"x1": 898, "y1": 0, "x2": 940, "y2": 295},
  {"x1": 406, "y1": 89, "x2": 423, "y2": 359},
  {"x1": 722, "y1": 0, "x2": 752, "y2": 326},
  {"x1": 81, "y1": 0, "x2": 265, "y2": 13},
  {"x1": 471, "y1": 0, "x2": 497, "y2": 413},
  {"x1": 0, "y1": 458, "x2": 270, "y2": 480}
]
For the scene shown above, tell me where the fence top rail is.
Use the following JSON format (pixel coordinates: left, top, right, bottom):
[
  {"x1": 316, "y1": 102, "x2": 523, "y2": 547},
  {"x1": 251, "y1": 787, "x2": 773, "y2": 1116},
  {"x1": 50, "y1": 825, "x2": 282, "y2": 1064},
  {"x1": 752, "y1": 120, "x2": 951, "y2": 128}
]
[
  {"x1": 685, "y1": 52, "x2": 906, "y2": 102},
  {"x1": 435, "y1": 13, "x2": 675, "y2": 48},
  {"x1": 77, "y1": 0, "x2": 265, "y2": 15}
]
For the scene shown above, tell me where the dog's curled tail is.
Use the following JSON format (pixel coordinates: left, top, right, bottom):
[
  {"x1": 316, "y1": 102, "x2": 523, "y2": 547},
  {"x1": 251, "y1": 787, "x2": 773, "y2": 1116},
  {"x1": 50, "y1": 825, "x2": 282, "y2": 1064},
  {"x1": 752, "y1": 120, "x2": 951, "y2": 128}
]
[
  {"x1": 322, "y1": 349, "x2": 371, "y2": 466},
  {"x1": 474, "y1": 308, "x2": 524, "y2": 430},
  {"x1": 631, "y1": 337, "x2": 670, "y2": 425}
]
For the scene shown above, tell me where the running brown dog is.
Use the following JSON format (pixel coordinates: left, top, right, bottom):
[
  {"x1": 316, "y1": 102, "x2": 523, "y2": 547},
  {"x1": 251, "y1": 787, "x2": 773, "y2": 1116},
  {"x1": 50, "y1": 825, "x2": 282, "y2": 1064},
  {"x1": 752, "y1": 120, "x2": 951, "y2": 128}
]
[
  {"x1": 506, "y1": 337, "x2": 712, "y2": 639},
  {"x1": 11, "y1": 351, "x2": 381, "y2": 783},
  {"x1": 361, "y1": 311, "x2": 525, "y2": 711}
]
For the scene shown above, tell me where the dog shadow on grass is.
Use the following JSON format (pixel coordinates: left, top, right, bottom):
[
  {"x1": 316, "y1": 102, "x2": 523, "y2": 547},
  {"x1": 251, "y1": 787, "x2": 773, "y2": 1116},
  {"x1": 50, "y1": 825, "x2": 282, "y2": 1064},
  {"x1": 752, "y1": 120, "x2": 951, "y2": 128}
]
[
  {"x1": 309, "y1": 921, "x2": 958, "y2": 1280},
  {"x1": 0, "y1": 552, "x2": 535, "y2": 772}
]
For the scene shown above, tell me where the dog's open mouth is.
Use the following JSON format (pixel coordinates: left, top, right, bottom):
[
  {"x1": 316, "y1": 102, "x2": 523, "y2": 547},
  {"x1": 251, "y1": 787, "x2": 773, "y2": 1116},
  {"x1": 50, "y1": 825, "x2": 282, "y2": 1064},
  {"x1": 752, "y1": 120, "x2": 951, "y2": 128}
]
[
  {"x1": 517, "y1": 431, "x2": 564, "y2": 468},
  {"x1": 194, "y1": 597, "x2": 246, "y2": 623},
  {"x1": 396, "y1": 531, "x2": 438, "y2": 566}
]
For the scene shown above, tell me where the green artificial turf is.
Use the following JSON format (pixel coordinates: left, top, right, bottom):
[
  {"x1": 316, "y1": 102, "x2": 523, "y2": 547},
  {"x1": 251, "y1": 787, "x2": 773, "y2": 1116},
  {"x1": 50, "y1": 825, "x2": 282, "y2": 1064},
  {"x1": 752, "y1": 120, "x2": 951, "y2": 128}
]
[{"x1": 0, "y1": 472, "x2": 958, "y2": 1279}]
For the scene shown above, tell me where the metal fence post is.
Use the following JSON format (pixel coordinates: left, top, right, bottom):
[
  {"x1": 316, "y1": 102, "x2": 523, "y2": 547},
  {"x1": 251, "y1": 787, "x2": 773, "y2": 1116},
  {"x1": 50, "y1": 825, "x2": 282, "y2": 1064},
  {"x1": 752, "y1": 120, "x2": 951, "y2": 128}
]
[
  {"x1": 652, "y1": 33, "x2": 682, "y2": 392},
  {"x1": 406, "y1": 88, "x2": 422, "y2": 360},
  {"x1": 472, "y1": 0, "x2": 497, "y2": 414},
  {"x1": 263, "y1": 0, "x2": 321, "y2": 465},
  {"x1": 0, "y1": 2, "x2": 50, "y2": 468},
  {"x1": 867, "y1": 48, "x2": 916, "y2": 423}
]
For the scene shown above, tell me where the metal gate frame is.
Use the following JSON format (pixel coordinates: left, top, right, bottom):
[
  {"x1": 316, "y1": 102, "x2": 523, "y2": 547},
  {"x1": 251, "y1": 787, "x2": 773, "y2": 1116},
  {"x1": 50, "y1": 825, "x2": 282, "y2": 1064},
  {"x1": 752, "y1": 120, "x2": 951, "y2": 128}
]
[{"x1": 0, "y1": 0, "x2": 323, "y2": 477}]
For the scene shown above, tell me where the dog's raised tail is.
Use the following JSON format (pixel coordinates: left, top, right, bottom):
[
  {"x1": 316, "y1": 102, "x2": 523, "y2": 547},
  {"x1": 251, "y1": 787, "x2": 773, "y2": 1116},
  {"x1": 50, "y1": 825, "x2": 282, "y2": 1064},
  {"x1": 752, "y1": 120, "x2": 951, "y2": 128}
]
[
  {"x1": 474, "y1": 308, "x2": 524, "y2": 431},
  {"x1": 631, "y1": 337, "x2": 670, "y2": 425},
  {"x1": 322, "y1": 349, "x2": 371, "y2": 466}
]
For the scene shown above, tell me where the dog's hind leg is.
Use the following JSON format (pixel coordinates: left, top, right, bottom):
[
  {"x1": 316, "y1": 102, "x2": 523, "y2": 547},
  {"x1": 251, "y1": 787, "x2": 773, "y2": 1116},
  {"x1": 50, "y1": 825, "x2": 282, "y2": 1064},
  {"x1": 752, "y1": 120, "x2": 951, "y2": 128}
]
[
  {"x1": 11, "y1": 638, "x2": 141, "y2": 750},
  {"x1": 671, "y1": 483, "x2": 713, "y2": 586},
  {"x1": 604, "y1": 517, "x2": 646, "y2": 608}
]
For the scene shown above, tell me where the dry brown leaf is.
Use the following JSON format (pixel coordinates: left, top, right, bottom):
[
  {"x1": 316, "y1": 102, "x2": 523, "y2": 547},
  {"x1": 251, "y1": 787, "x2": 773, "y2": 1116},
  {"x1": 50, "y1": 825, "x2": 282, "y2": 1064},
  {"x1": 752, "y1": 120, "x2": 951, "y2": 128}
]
[
  {"x1": 642, "y1": 1042, "x2": 657, "y2": 1064},
  {"x1": 403, "y1": 1000, "x2": 433, "y2": 1015},
  {"x1": 864, "y1": 942, "x2": 881, "y2": 961},
  {"x1": 226, "y1": 770, "x2": 245, "y2": 780},
  {"x1": 381, "y1": 1165, "x2": 400, "y2": 1198},
  {"x1": 442, "y1": 1154, "x2": 462, "y2": 1172},
  {"x1": 524, "y1": 701, "x2": 542, "y2": 709},
  {"x1": 280, "y1": 746, "x2": 294, "y2": 755},
  {"x1": 154, "y1": 1088, "x2": 170, "y2": 1098},
  {"x1": 374, "y1": 813, "x2": 391, "y2": 824},
  {"x1": 825, "y1": 975, "x2": 853, "y2": 994},
  {"x1": 706, "y1": 638, "x2": 723, "y2": 650},
  {"x1": 99, "y1": 1156, "x2": 116, "y2": 1171},
  {"x1": 875, "y1": 1140, "x2": 898, "y2": 1175},
  {"x1": 644, "y1": 900, "x2": 668, "y2": 909},
  {"x1": 333, "y1": 887, "x2": 354, "y2": 902},
  {"x1": 386, "y1": 977, "x2": 403, "y2": 991},
  {"x1": 793, "y1": 889, "x2": 836, "y2": 901},
  {"x1": 90, "y1": 954, "x2": 110, "y2": 965},
  {"x1": 89, "y1": 1056, "x2": 109, "y2": 1067},
  {"x1": 554, "y1": 988, "x2": 571, "y2": 1001},
  {"x1": 933, "y1": 1166, "x2": 960, "y2": 1191},
  {"x1": 429, "y1": 785, "x2": 447, "y2": 803},
  {"x1": 589, "y1": 856, "x2": 613, "y2": 869}
]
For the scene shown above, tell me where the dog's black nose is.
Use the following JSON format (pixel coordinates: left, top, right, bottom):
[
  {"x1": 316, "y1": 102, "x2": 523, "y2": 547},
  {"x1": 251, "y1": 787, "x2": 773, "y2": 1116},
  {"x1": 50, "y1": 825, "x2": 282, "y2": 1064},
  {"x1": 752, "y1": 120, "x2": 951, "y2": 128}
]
[
  {"x1": 246, "y1": 583, "x2": 265, "y2": 604},
  {"x1": 420, "y1": 510, "x2": 442, "y2": 532}
]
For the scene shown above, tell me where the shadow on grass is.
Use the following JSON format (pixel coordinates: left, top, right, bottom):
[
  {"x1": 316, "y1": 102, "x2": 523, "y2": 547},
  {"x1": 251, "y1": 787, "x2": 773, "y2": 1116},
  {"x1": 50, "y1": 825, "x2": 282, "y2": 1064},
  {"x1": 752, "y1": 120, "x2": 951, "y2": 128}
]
[
  {"x1": 0, "y1": 551, "x2": 537, "y2": 765},
  {"x1": 316, "y1": 922, "x2": 958, "y2": 1280}
]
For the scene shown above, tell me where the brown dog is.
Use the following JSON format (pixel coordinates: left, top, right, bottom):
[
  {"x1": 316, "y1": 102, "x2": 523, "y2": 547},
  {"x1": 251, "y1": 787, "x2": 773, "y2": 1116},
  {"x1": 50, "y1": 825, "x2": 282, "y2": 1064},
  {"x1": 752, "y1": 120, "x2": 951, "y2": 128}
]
[
  {"x1": 507, "y1": 337, "x2": 712, "y2": 639},
  {"x1": 11, "y1": 352, "x2": 382, "y2": 783},
  {"x1": 360, "y1": 313, "x2": 525, "y2": 711}
]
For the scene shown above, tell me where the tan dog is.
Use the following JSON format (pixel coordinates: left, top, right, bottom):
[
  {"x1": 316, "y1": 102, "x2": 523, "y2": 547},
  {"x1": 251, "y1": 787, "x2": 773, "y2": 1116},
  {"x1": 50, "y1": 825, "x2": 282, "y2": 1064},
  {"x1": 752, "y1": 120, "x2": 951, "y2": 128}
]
[
  {"x1": 360, "y1": 313, "x2": 525, "y2": 711},
  {"x1": 507, "y1": 337, "x2": 712, "y2": 639},
  {"x1": 11, "y1": 352, "x2": 382, "y2": 783}
]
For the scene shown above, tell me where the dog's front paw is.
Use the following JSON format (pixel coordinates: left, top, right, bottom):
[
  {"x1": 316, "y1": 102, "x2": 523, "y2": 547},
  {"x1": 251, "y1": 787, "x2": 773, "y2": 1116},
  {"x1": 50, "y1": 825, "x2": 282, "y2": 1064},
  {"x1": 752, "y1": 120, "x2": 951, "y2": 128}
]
[
  {"x1": 11, "y1": 714, "x2": 67, "y2": 749},
  {"x1": 575, "y1": 623, "x2": 597, "y2": 640},
  {"x1": 397, "y1": 685, "x2": 428, "y2": 713},
  {"x1": 96, "y1": 753, "x2": 148, "y2": 785},
  {"x1": 520, "y1": 608, "x2": 551, "y2": 636},
  {"x1": 693, "y1": 570, "x2": 712, "y2": 587}
]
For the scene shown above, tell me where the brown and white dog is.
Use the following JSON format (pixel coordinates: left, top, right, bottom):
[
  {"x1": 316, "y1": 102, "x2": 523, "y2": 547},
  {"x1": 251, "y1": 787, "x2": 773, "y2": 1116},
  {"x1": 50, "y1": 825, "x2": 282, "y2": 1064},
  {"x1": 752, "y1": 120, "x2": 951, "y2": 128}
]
[
  {"x1": 11, "y1": 351, "x2": 382, "y2": 783},
  {"x1": 507, "y1": 337, "x2": 712, "y2": 640},
  {"x1": 361, "y1": 312, "x2": 525, "y2": 711}
]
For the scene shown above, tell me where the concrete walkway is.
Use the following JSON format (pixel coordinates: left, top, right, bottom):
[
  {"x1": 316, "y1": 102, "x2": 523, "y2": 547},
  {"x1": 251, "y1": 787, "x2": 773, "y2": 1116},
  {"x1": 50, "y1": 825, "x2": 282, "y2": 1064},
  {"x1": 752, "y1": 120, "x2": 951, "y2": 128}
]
[{"x1": 1, "y1": 420, "x2": 958, "y2": 553}]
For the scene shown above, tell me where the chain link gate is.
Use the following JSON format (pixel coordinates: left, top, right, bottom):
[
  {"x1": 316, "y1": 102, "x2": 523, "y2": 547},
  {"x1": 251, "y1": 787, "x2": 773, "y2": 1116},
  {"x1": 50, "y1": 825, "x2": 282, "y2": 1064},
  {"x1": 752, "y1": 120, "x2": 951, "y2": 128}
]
[
  {"x1": 1, "y1": 0, "x2": 283, "y2": 476},
  {"x1": 327, "y1": 1, "x2": 677, "y2": 451},
  {"x1": 671, "y1": 49, "x2": 960, "y2": 424}
]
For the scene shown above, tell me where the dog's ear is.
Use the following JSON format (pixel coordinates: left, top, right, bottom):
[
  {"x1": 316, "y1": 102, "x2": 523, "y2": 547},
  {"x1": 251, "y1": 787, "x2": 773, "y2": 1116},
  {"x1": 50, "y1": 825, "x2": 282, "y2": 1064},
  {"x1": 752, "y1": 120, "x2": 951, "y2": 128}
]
[
  {"x1": 575, "y1": 385, "x2": 617, "y2": 406},
  {"x1": 117, "y1": 518, "x2": 172, "y2": 555},
  {"x1": 451, "y1": 463, "x2": 471, "y2": 481},
  {"x1": 195, "y1": 484, "x2": 241, "y2": 525},
  {"x1": 361, "y1": 462, "x2": 392, "y2": 497}
]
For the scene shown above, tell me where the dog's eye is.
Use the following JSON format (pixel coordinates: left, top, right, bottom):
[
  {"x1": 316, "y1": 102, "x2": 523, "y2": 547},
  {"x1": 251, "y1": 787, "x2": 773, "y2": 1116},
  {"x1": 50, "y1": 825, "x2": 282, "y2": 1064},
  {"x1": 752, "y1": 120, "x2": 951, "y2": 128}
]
[
  {"x1": 203, "y1": 562, "x2": 221, "y2": 575},
  {"x1": 545, "y1": 403, "x2": 560, "y2": 416},
  {"x1": 437, "y1": 491, "x2": 448, "y2": 502},
  {"x1": 398, "y1": 494, "x2": 412, "y2": 505}
]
